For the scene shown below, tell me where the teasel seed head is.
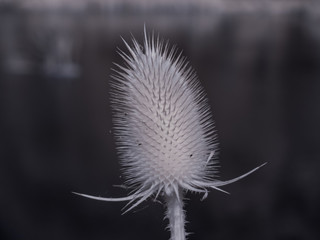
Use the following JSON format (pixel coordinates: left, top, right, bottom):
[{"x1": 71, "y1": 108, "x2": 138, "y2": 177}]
[
  {"x1": 111, "y1": 31, "x2": 219, "y2": 200},
  {"x1": 73, "y1": 27, "x2": 266, "y2": 240}
]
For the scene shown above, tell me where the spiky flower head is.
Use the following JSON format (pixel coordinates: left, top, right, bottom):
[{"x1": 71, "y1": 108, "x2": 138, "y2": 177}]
[
  {"x1": 111, "y1": 31, "x2": 219, "y2": 198},
  {"x1": 74, "y1": 29, "x2": 266, "y2": 238}
]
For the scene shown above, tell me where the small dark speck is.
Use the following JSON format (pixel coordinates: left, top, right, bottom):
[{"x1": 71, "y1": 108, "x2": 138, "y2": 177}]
[
  {"x1": 138, "y1": 143, "x2": 142, "y2": 146},
  {"x1": 190, "y1": 154, "x2": 193, "y2": 157}
]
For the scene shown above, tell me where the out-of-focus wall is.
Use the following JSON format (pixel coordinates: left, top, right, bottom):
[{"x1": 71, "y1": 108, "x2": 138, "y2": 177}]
[
  {"x1": 1, "y1": 1, "x2": 320, "y2": 240},
  {"x1": 1, "y1": 0, "x2": 319, "y2": 12}
]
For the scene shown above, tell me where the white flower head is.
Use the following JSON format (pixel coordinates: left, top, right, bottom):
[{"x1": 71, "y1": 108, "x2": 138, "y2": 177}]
[
  {"x1": 112, "y1": 30, "x2": 220, "y2": 200},
  {"x1": 74, "y1": 27, "x2": 266, "y2": 239}
]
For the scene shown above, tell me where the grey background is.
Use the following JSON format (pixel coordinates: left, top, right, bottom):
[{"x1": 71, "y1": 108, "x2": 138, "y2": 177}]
[{"x1": 1, "y1": 1, "x2": 319, "y2": 240}]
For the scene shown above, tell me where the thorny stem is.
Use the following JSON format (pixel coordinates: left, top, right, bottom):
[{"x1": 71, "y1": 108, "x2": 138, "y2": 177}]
[{"x1": 165, "y1": 186, "x2": 186, "y2": 240}]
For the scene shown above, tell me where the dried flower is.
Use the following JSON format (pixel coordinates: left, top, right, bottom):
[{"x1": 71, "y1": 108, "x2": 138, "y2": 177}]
[{"x1": 74, "y1": 27, "x2": 266, "y2": 240}]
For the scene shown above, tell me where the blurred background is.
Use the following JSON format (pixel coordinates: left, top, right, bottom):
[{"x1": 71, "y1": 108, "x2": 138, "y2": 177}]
[{"x1": 1, "y1": 0, "x2": 320, "y2": 240}]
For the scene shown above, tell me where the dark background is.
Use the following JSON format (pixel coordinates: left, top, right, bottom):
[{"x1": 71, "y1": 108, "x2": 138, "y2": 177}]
[{"x1": 1, "y1": 1, "x2": 320, "y2": 240}]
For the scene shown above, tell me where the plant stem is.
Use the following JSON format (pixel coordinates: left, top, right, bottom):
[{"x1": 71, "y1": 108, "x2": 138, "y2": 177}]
[{"x1": 165, "y1": 187, "x2": 186, "y2": 240}]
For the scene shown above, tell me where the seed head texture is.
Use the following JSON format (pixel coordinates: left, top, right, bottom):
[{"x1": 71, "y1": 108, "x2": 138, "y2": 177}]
[{"x1": 111, "y1": 30, "x2": 219, "y2": 197}]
